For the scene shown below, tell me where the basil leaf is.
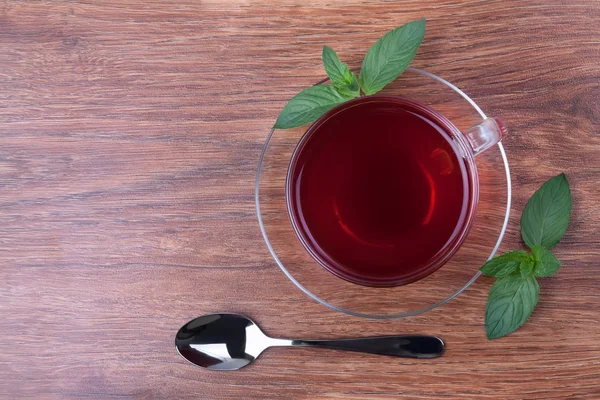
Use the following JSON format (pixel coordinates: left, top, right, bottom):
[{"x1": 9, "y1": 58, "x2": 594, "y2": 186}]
[
  {"x1": 322, "y1": 46, "x2": 360, "y2": 98},
  {"x1": 273, "y1": 84, "x2": 348, "y2": 129},
  {"x1": 531, "y1": 245, "x2": 562, "y2": 277},
  {"x1": 359, "y1": 18, "x2": 426, "y2": 95},
  {"x1": 480, "y1": 251, "x2": 530, "y2": 278},
  {"x1": 521, "y1": 173, "x2": 572, "y2": 249},
  {"x1": 485, "y1": 274, "x2": 539, "y2": 339}
]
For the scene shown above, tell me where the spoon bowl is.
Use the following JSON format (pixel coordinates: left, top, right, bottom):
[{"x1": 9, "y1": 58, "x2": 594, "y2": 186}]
[{"x1": 175, "y1": 313, "x2": 286, "y2": 370}]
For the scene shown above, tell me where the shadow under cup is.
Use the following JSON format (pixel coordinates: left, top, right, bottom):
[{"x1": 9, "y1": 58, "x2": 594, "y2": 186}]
[{"x1": 286, "y1": 96, "x2": 505, "y2": 288}]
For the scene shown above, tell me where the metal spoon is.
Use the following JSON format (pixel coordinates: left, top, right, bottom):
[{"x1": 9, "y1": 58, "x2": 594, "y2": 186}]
[{"x1": 175, "y1": 313, "x2": 445, "y2": 370}]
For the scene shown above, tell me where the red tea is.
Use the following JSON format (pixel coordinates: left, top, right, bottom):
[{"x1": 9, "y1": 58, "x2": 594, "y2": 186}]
[{"x1": 287, "y1": 96, "x2": 473, "y2": 286}]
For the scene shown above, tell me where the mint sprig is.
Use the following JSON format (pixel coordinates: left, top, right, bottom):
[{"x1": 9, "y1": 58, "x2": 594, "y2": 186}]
[
  {"x1": 273, "y1": 85, "x2": 350, "y2": 130},
  {"x1": 485, "y1": 274, "x2": 539, "y2": 340},
  {"x1": 521, "y1": 172, "x2": 572, "y2": 249},
  {"x1": 531, "y1": 245, "x2": 562, "y2": 277},
  {"x1": 359, "y1": 18, "x2": 426, "y2": 95},
  {"x1": 322, "y1": 46, "x2": 360, "y2": 99},
  {"x1": 274, "y1": 19, "x2": 426, "y2": 129},
  {"x1": 481, "y1": 173, "x2": 572, "y2": 339}
]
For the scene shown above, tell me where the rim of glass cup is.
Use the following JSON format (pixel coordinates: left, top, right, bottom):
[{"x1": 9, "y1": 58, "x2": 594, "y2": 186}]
[{"x1": 255, "y1": 67, "x2": 512, "y2": 319}]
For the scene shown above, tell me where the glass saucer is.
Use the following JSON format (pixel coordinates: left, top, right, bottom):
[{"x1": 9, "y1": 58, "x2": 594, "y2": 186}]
[{"x1": 256, "y1": 68, "x2": 511, "y2": 319}]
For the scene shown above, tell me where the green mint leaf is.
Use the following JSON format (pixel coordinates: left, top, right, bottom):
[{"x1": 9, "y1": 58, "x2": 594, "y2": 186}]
[
  {"x1": 531, "y1": 245, "x2": 562, "y2": 277},
  {"x1": 480, "y1": 251, "x2": 530, "y2": 278},
  {"x1": 322, "y1": 46, "x2": 360, "y2": 98},
  {"x1": 335, "y1": 74, "x2": 360, "y2": 98},
  {"x1": 521, "y1": 173, "x2": 572, "y2": 249},
  {"x1": 519, "y1": 260, "x2": 534, "y2": 277},
  {"x1": 359, "y1": 18, "x2": 426, "y2": 95},
  {"x1": 274, "y1": 84, "x2": 348, "y2": 129},
  {"x1": 322, "y1": 46, "x2": 348, "y2": 84},
  {"x1": 485, "y1": 274, "x2": 539, "y2": 339}
]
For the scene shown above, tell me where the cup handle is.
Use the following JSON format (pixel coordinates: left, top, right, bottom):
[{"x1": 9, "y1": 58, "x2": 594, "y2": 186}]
[{"x1": 461, "y1": 117, "x2": 508, "y2": 156}]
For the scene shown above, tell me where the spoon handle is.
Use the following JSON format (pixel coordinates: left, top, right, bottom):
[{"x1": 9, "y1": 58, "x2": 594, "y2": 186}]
[{"x1": 291, "y1": 335, "x2": 444, "y2": 359}]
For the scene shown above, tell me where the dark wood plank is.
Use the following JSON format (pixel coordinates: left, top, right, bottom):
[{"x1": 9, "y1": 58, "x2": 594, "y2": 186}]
[{"x1": 1, "y1": 0, "x2": 599, "y2": 398}]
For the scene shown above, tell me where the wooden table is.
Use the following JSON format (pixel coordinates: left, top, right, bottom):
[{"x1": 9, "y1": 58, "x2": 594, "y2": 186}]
[{"x1": 2, "y1": 1, "x2": 599, "y2": 398}]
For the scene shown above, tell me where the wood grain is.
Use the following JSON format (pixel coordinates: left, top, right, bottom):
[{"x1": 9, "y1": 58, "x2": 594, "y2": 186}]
[{"x1": 1, "y1": 1, "x2": 599, "y2": 398}]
